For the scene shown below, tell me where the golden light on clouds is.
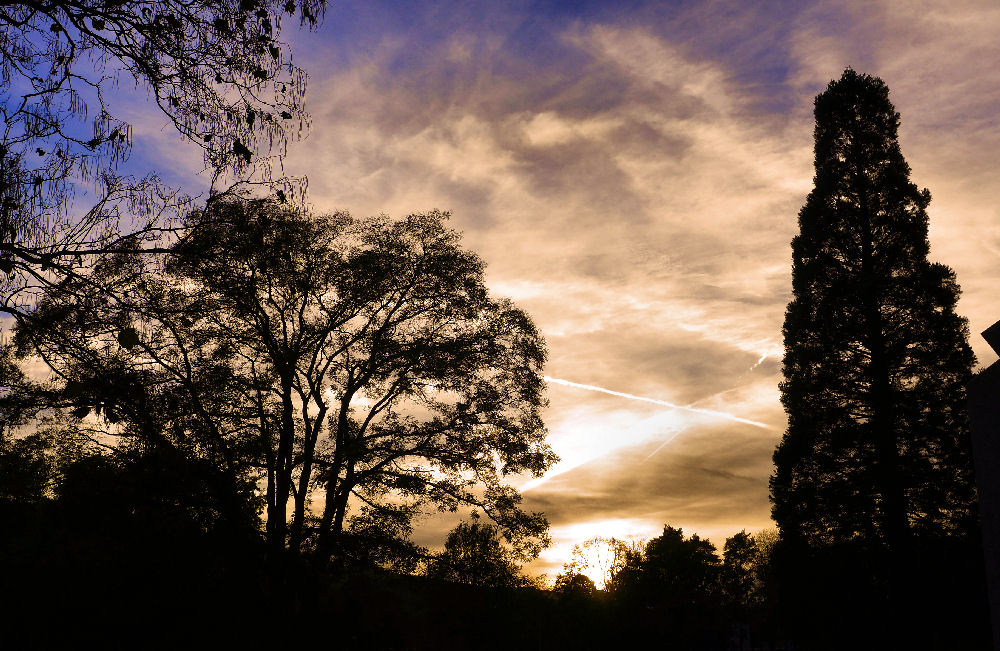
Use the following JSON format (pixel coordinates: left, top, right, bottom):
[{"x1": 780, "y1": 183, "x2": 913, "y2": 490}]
[{"x1": 121, "y1": 0, "x2": 1000, "y2": 576}]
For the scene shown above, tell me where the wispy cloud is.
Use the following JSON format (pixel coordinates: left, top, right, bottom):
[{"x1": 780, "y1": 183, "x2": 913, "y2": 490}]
[
  {"x1": 278, "y1": 0, "x2": 1000, "y2": 571},
  {"x1": 544, "y1": 376, "x2": 773, "y2": 429}
]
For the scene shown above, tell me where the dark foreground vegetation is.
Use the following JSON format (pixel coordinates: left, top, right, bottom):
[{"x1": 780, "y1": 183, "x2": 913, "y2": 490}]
[{"x1": 0, "y1": 470, "x2": 989, "y2": 650}]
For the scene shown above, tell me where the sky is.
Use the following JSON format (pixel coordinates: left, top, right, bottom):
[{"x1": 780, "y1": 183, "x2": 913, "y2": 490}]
[{"x1": 118, "y1": 0, "x2": 1000, "y2": 579}]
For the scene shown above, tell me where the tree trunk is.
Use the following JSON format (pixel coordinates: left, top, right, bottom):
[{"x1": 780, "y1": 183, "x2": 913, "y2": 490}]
[
  {"x1": 268, "y1": 372, "x2": 296, "y2": 555},
  {"x1": 315, "y1": 397, "x2": 350, "y2": 561},
  {"x1": 288, "y1": 396, "x2": 326, "y2": 553}
]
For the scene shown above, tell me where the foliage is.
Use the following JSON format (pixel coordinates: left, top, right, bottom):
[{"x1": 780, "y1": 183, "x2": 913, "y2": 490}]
[
  {"x1": 339, "y1": 504, "x2": 428, "y2": 574},
  {"x1": 0, "y1": 443, "x2": 267, "y2": 646},
  {"x1": 604, "y1": 525, "x2": 720, "y2": 606},
  {"x1": 1, "y1": 346, "x2": 102, "y2": 502},
  {"x1": 0, "y1": 0, "x2": 323, "y2": 319},
  {"x1": 0, "y1": 345, "x2": 32, "y2": 438},
  {"x1": 595, "y1": 525, "x2": 727, "y2": 648},
  {"x1": 12, "y1": 199, "x2": 556, "y2": 563},
  {"x1": 427, "y1": 521, "x2": 534, "y2": 589},
  {"x1": 55, "y1": 444, "x2": 262, "y2": 537},
  {"x1": 771, "y1": 69, "x2": 978, "y2": 551},
  {"x1": 557, "y1": 535, "x2": 637, "y2": 591},
  {"x1": 721, "y1": 529, "x2": 769, "y2": 614},
  {"x1": 0, "y1": 433, "x2": 52, "y2": 503},
  {"x1": 641, "y1": 525, "x2": 721, "y2": 604},
  {"x1": 553, "y1": 571, "x2": 597, "y2": 599}
]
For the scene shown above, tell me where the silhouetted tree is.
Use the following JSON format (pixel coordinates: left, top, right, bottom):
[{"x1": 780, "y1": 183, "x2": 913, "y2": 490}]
[
  {"x1": 54, "y1": 444, "x2": 261, "y2": 539},
  {"x1": 772, "y1": 69, "x2": 978, "y2": 552},
  {"x1": 427, "y1": 521, "x2": 533, "y2": 589},
  {"x1": 0, "y1": 0, "x2": 323, "y2": 320},
  {"x1": 0, "y1": 434, "x2": 51, "y2": 504},
  {"x1": 603, "y1": 540, "x2": 643, "y2": 597},
  {"x1": 558, "y1": 536, "x2": 632, "y2": 591},
  {"x1": 14, "y1": 200, "x2": 556, "y2": 563},
  {"x1": 0, "y1": 346, "x2": 102, "y2": 503},
  {"x1": 0, "y1": 349, "x2": 45, "y2": 502},
  {"x1": 604, "y1": 525, "x2": 724, "y2": 647},
  {"x1": 721, "y1": 530, "x2": 763, "y2": 613},
  {"x1": 641, "y1": 525, "x2": 721, "y2": 605},
  {"x1": 0, "y1": 442, "x2": 267, "y2": 646},
  {"x1": 553, "y1": 571, "x2": 597, "y2": 599},
  {"x1": 605, "y1": 525, "x2": 721, "y2": 608},
  {"x1": 337, "y1": 504, "x2": 428, "y2": 574}
]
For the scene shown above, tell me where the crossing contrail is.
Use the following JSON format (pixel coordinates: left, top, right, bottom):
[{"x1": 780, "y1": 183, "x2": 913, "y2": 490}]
[{"x1": 543, "y1": 376, "x2": 773, "y2": 430}]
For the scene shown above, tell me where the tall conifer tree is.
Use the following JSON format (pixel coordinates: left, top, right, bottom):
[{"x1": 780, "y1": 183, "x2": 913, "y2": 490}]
[{"x1": 771, "y1": 69, "x2": 978, "y2": 552}]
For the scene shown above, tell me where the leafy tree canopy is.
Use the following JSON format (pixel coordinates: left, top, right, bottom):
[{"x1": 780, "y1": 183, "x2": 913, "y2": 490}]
[
  {"x1": 721, "y1": 529, "x2": 774, "y2": 614},
  {"x1": 11, "y1": 200, "x2": 556, "y2": 564},
  {"x1": 427, "y1": 521, "x2": 535, "y2": 589},
  {"x1": 553, "y1": 571, "x2": 597, "y2": 599},
  {"x1": 605, "y1": 525, "x2": 721, "y2": 609}
]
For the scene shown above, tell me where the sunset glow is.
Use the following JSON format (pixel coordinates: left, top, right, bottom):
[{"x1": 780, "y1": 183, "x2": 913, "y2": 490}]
[{"x1": 117, "y1": 0, "x2": 1000, "y2": 578}]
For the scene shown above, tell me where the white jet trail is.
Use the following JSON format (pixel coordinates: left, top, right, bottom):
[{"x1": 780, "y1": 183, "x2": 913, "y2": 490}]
[
  {"x1": 642, "y1": 431, "x2": 685, "y2": 462},
  {"x1": 543, "y1": 376, "x2": 773, "y2": 430}
]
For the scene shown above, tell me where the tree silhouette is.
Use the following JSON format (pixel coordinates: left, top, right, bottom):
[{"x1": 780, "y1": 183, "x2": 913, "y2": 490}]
[
  {"x1": 558, "y1": 535, "x2": 638, "y2": 591},
  {"x1": 0, "y1": 434, "x2": 52, "y2": 504},
  {"x1": 771, "y1": 69, "x2": 978, "y2": 552},
  {"x1": 14, "y1": 200, "x2": 556, "y2": 563},
  {"x1": 0, "y1": 442, "x2": 268, "y2": 646},
  {"x1": 602, "y1": 525, "x2": 724, "y2": 647},
  {"x1": 605, "y1": 525, "x2": 720, "y2": 607},
  {"x1": 0, "y1": 0, "x2": 323, "y2": 320},
  {"x1": 427, "y1": 521, "x2": 533, "y2": 589},
  {"x1": 721, "y1": 530, "x2": 763, "y2": 613},
  {"x1": 641, "y1": 526, "x2": 721, "y2": 604},
  {"x1": 553, "y1": 571, "x2": 597, "y2": 599}
]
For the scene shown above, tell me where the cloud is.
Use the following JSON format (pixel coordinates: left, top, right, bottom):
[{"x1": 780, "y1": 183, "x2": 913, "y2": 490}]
[
  {"x1": 542, "y1": 376, "x2": 772, "y2": 429},
  {"x1": 281, "y1": 0, "x2": 1000, "y2": 569},
  {"x1": 523, "y1": 420, "x2": 779, "y2": 576},
  {"x1": 285, "y1": 10, "x2": 806, "y2": 560},
  {"x1": 526, "y1": 421, "x2": 777, "y2": 526}
]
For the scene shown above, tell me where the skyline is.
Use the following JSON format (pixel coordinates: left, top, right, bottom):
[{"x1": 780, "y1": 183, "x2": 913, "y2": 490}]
[{"x1": 53, "y1": 0, "x2": 1000, "y2": 577}]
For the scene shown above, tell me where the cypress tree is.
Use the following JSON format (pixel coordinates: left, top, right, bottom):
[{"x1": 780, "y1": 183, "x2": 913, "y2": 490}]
[{"x1": 771, "y1": 69, "x2": 978, "y2": 553}]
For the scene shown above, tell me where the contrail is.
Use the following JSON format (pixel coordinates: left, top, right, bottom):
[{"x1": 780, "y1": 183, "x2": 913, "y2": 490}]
[
  {"x1": 543, "y1": 376, "x2": 773, "y2": 430},
  {"x1": 642, "y1": 429, "x2": 685, "y2": 462}
]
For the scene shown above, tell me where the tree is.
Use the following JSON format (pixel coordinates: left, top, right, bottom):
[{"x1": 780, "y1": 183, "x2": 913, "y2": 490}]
[
  {"x1": 605, "y1": 526, "x2": 720, "y2": 607},
  {"x1": 14, "y1": 200, "x2": 556, "y2": 563},
  {"x1": 0, "y1": 434, "x2": 52, "y2": 504},
  {"x1": 557, "y1": 535, "x2": 633, "y2": 591},
  {"x1": 0, "y1": 0, "x2": 324, "y2": 319},
  {"x1": 604, "y1": 525, "x2": 723, "y2": 646},
  {"x1": 721, "y1": 530, "x2": 764, "y2": 614},
  {"x1": 771, "y1": 69, "x2": 978, "y2": 552},
  {"x1": 0, "y1": 344, "x2": 102, "y2": 504},
  {"x1": 553, "y1": 571, "x2": 597, "y2": 599},
  {"x1": 602, "y1": 542, "x2": 643, "y2": 597},
  {"x1": 426, "y1": 521, "x2": 533, "y2": 589},
  {"x1": 640, "y1": 526, "x2": 721, "y2": 604}
]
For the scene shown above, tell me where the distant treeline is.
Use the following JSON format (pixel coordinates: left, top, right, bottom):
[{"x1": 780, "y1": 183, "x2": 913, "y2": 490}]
[{"x1": 0, "y1": 468, "x2": 989, "y2": 650}]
